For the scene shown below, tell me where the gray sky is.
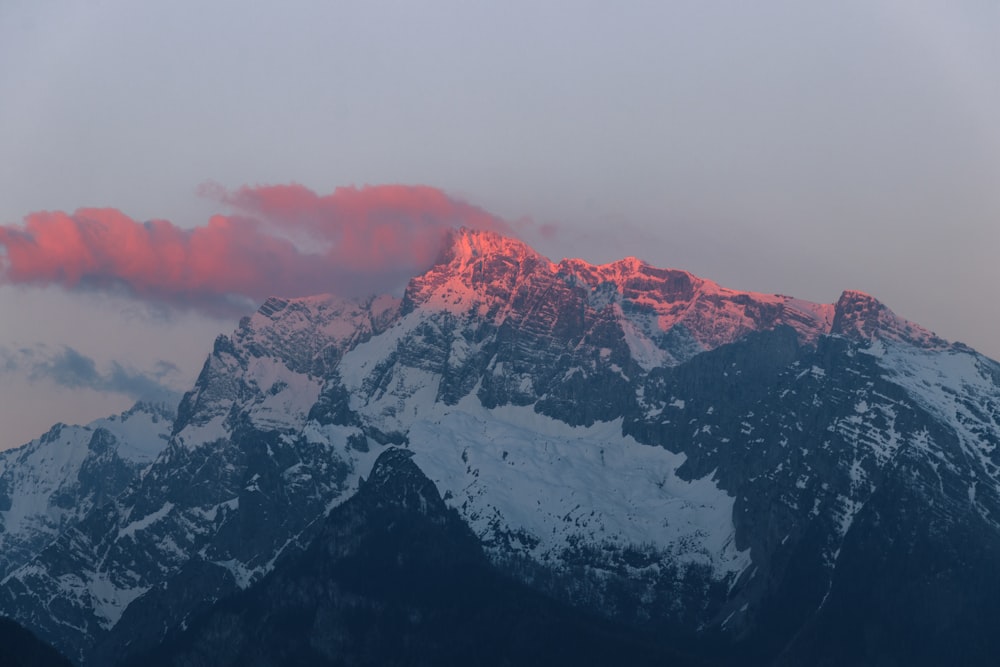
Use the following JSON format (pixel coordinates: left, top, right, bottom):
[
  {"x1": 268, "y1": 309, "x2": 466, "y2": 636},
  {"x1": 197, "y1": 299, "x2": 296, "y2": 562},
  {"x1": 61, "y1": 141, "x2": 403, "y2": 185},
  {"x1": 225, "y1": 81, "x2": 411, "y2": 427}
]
[{"x1": 1, "y1": 1, "x2": 998, "y2": 449}]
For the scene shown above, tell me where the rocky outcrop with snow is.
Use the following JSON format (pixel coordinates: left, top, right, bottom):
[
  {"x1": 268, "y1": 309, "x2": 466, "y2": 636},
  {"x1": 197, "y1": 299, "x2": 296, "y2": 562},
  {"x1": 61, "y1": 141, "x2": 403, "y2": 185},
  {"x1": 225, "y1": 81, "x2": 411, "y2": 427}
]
[{"x1": 0, "y1": 402, "x2": 173, "y2": 578}]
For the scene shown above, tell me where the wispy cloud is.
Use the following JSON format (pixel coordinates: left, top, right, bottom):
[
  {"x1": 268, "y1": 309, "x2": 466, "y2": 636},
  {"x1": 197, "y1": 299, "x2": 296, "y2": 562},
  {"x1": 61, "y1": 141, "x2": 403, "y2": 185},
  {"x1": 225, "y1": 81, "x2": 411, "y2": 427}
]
[
  {"x1": 0, "y1": 184, "x2": 511, "y2": 315},
  {"x1": 1, "y1": 345, "x2": 180, "y2": 404}
]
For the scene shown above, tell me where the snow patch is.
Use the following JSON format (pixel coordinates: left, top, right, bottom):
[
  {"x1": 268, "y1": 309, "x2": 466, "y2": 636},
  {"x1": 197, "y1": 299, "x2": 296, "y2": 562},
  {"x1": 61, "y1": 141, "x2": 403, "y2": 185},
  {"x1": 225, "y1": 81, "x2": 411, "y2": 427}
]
[
  {"x1": 119, "y1": 502, "x2": 175, "y2": 540},
  {"x1": 392, "y1": 395, "x2": 750, "y2": 580}
]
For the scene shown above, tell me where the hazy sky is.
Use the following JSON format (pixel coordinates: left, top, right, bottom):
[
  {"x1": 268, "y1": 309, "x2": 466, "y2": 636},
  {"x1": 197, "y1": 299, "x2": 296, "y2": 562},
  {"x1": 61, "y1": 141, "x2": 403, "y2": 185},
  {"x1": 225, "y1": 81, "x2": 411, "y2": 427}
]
[{"x1": 1, "y1": 1, "x2": 998, "y2": 449}]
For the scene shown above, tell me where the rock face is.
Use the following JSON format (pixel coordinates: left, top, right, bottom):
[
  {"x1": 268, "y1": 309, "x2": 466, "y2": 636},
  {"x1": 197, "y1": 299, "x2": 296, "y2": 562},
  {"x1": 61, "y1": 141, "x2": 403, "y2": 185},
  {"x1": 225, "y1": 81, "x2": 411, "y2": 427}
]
[
  {"x1": 0, "y1": 228, "x2": 997, "y2": 666},
  {"x1": 0, "y1": 402, "x2": 174, "y2": 578},
  {"x1": 1, "y1": 296, "x2": 399, "y2": 666},
  {"x1": 120, "y1": 448, "x2": 700, "y2": 667}
]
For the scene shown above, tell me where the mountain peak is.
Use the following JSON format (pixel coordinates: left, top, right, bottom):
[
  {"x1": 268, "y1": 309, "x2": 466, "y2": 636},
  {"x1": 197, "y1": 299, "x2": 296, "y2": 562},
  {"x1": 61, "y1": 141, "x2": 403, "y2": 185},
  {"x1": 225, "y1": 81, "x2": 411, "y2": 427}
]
[
  {"x1": 402, "y1": 228, "x2": 551, "y2": 312},
  {"x1": 831, "y1": 289, "x2": 947, "y2": 349},
  {"x1": 439, "y1": 227, "x2": 543, "y2": 267}
]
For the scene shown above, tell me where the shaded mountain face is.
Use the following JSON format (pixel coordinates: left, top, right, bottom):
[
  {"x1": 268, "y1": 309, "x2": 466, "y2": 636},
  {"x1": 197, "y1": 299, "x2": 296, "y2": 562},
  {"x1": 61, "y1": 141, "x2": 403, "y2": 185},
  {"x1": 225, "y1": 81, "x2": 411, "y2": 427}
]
[
  {"x1": 0, "y1": 402, "x2": 174, "y2": 578},
  {"x1": 0, "y1": 228, "x2": 997, "y2": 666},
  {"x1": 120, "y1": 448, "x2": 705, "y2": 667},
  {"x1": 0, "y1": 617, "x2": 72, "y2": 667}
]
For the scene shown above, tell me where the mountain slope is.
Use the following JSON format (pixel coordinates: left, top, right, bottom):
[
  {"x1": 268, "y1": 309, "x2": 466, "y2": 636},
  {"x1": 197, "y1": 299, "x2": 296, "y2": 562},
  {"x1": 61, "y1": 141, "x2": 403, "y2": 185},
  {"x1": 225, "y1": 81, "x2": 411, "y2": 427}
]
[
  {"x1": 1, "y1": 296, "x2": 398, "y2": 664},
  {"x1": 0, "y1": 402, "x2": 173, "y2": 578},
  {"x1": 120, "y1": 448, "x2": 706, "y2": 667}
]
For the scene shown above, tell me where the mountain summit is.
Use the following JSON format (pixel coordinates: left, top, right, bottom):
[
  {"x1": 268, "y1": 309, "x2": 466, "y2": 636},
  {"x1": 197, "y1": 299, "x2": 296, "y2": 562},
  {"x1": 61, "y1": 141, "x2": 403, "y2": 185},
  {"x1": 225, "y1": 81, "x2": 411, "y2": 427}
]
[
  {"x1": 412, "y1": 227, "x2": 944, "y2": 355},
  {"x1": 0, "y1": 229, "x2": 997, "y2": 666}
]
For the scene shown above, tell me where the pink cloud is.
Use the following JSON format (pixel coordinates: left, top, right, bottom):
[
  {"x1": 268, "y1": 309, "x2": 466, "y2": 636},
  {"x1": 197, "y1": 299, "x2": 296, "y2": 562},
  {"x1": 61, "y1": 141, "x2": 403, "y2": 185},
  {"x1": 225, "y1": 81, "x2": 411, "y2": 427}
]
[
  {"x1": 0, "y1": 184, "x2": 509, "y2": 315},
  {"x1": 211, "y1": 183, "x2": 510, "y2": 270}
]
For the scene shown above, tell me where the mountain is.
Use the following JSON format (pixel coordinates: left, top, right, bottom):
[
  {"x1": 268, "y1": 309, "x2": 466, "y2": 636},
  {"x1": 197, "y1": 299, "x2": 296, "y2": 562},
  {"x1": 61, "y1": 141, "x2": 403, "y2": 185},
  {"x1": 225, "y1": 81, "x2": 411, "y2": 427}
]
[
  {"x1": 120, "y1": 447, "x2": 703, "y2": 667},
  {"x1": 0, "y1": 228, "x2": 997, "y2": 666},
  {"x1": 0, "y1": 402, "x2": 174, "y2": 578}
]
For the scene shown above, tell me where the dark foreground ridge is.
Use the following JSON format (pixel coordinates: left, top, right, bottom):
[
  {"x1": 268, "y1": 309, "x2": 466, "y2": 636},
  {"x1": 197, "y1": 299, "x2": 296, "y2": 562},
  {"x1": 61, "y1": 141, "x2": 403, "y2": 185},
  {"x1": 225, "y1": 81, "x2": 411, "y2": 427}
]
[
  {"x1": 119, "y1": 448, "x2": 705, "y2": 667},
  {"x1": 0, "y1": 617, "x2": 72, "y2": 667}
]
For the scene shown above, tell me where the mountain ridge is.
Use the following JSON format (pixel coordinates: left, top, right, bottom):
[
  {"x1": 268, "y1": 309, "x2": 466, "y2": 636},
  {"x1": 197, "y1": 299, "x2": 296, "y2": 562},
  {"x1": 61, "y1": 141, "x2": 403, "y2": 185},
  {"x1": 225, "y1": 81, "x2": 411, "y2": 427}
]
[{"x1": 411, "y1": 228, "x2": 948, "y2": 357}]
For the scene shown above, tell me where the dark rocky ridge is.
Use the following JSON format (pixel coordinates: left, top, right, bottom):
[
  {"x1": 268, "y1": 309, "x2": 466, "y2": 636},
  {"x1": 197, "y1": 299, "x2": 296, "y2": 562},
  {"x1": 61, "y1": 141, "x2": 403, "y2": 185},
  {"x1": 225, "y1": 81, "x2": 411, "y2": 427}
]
[
  {"x1": 119, "y1": 448, "x2": 706, "y2": 667},
  {"x1": 0, "y1": 617, "x2": 72, "y2": 667}
]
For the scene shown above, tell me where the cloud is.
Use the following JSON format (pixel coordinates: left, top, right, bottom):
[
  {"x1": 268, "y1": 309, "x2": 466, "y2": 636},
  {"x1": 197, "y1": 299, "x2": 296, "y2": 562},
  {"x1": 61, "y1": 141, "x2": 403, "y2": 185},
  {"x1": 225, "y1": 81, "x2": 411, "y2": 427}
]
[
  {"x1": 103, "y1": 360, "x2": 180, "y2": 403},
  {"x1": 1, "y1": 344, "x2": 180, "y2": 403},
  {"x1": 0, "y1": 184, "x2": 510, "y2": 315},
  {"x1": 32, "y1": 345, "x2": 100, "y2": 389}
]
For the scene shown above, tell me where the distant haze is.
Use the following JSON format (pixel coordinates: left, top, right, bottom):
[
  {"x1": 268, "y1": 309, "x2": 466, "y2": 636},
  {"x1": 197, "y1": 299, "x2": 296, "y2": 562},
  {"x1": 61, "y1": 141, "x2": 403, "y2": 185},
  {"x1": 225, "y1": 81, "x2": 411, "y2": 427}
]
[{"x1": 0, "y1": 1, "x2": 997, "y2": 448}]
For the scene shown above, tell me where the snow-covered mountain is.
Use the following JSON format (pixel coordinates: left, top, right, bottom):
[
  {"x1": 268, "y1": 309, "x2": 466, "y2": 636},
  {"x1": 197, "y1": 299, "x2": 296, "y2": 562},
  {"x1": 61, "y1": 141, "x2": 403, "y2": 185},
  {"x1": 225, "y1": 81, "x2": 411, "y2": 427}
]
[
  {"x1": 0, "y1": 402, "x2": 173, "y2": 578},
  {"x1": 1, "y1": 228, "x2": 998, "y2": 666}
]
